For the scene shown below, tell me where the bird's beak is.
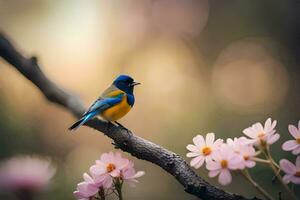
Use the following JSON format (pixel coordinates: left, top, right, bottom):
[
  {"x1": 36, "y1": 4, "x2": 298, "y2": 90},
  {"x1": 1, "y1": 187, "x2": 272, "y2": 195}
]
[{"x1": 131, "y1": 82, "x2": 141, "y2": 86}]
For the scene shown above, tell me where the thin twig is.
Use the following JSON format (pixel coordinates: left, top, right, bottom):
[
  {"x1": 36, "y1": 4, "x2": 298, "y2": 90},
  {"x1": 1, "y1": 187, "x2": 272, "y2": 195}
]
[
  {"x1": 264, "y1": 146, "x2": 297, "y2": 200},
  {"x1": 241, "y1": 170, "x2": 274, "y2": 200}
]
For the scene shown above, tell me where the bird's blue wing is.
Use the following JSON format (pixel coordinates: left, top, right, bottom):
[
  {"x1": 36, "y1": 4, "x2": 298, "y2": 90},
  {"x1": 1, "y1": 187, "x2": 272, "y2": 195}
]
[
  {"x1": 69, "y1": 94, "x2": 124, "y2": 130},
  {"x1": 101, "y1": 85, "x2": 120, "y2": 98},
  {"x1": 82, "y1": 85, "x2": 124, "y2": 115},
  {"x1": 86, "y1": 94, "x2": 124, "y2": 115}
]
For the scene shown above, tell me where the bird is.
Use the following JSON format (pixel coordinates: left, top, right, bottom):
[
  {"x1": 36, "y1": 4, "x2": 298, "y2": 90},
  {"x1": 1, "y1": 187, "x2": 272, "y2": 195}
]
[{"x1": 69, "y1": 75, "x2": 140, "y2": 131}]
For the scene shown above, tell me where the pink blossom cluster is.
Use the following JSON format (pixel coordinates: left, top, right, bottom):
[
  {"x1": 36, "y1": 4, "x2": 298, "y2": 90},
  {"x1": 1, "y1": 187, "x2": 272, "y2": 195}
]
[
  {"x1": 280, "y1": 120, "x2": 300, "y2": 184},
  {"x1": 186, "y1": 118, "x2": 300, "y2": 186},
  {"x1": 74, "y1": 152, "x2": 145, "y2": 200},
  {"x1": 186, "y1": 132, "x2": 257, "y2": 185},
  {"x1": 0, "y1": 156, "x2": 56, "y2": 192}
]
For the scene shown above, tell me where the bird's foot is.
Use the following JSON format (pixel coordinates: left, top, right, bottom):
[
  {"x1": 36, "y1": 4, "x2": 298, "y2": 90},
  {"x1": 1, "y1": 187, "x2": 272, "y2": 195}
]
[
  {"x1": 107, "y1": 121, "x2": 114, "y2": 126},
  {"x1": 115, "y1": 121, "x2": 130, "y2": 132},
  {"x1": 115, "y1": 121, "x2": 126, "y2": 128},
  {"x1": 115, "y1": 121, "x2": 132, "y2": 139}
]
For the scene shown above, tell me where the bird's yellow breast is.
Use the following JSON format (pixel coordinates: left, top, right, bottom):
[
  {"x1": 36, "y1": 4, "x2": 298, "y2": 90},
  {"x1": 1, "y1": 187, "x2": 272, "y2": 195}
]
[{"x1": 101, "y1": 94, "x2": 132, "y2": 121}]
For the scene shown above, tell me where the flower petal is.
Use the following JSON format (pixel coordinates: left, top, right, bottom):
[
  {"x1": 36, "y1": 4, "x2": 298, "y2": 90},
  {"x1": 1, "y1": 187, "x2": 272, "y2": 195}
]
[
  {"x1": 282, "y1": 174, "x2": 292, "y2": 184},
  {"x1": 296, "y1": 156, "x2": 300, "y2": 169},
  {"x1": 206, "y1": 161, "x2": 220, "y2": 171},
  {"x1": 110, "y1": 169, "x2": 121, "y2": 177},
  {"x1": 208, "y1": 170, "x2": 220, "y2": 178},
  {"x1": 228, "y1": 155, "x2": 243, "y2": 170},
  {"x1": 267, "y1": 133, "x2": 280, "y2": 145},
  {"x1": 190, "y1": 156, "x2": 204, "y2": 169},
  {"x1": 271, "y1": 120, "x2": 277, "y2": 130},
  {"x1": 73, "y1": 191, "x2": 85, "y2": 199},
  {"x1": 76, "y1": 182, "x2": 98, "y2": 197},
  {"x1": 102, "y1": 176, "x2": 113, "y2": 189},
  {"x1": 218, "y1": 169, "x2": 232, "y2": 185},
  {"x1": 205, "y1": 155, "x2": 213, "y2": 163},
  {"x1": 253, "y1": 123, "x2": 263, "y2": 132},
  {"x1": 280, "y1": 159, "x2": 296, "y2": 174},
  {"x1": 245, "y1": 160, "x2": 256, "y2": 168},
  {"x1": 290, "y1": 176, "x2": 300, "y2": 184},
  {"x1": 226, "y1": 138, "x2": 234, "y2": 146},
  {"x1": 211, "y1": 149, "x2": 224, "y2": 162},
  {"x1": 186, "y1": 144, "x2": 198, "y2": 152},
  {"x1": 186, "y1": 152, "x2": 200, "y2": 158},
  {"x1": 282, "y1": 140, "x2": 298, "y2": 151},
  {"x1": 194, "y1": 157, "x2": 205, "y2": 169},
  {"x1": 213, "y1": 139, "x2": 224, "y2": 148},
  {"x1": 132, "y1": 171, "x2": 145, "y2": 179},
  {"x1": 100, "y1": 153, "x2": 112, "y2": 164},
  {"x1": 83, "y1": 173, "x2": 93, "y2": 183},
  {"x1": 206, "y1": 133, "x2": 215, "y2": 146},
  {"x1": 117, "y1": 159, "x2": 130, "y2": 170},
  {"x1": 288, "y1": 125, "x2": 300, "y2": 139},
  {"x1": 264, "y1": 118, "x2": 272, "y2": 131},
  {"x1": 292, "y1": 146, "x2": 300, "y2": 155},
  {"x1": 89, "y1": 164, "x2": 106, "y2": 176},
  {"x1": 243, "y1": 128, "x2": 256, "y2": 139},
  {"x1": 193, "y1": 135, "x2": 205, "y2": 147}
]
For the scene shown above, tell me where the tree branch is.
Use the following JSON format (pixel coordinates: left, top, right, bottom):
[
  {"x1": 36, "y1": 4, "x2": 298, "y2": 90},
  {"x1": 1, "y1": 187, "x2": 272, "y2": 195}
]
[{"x1": 0, "y1": 32, "x2": 259, "y2": 200}]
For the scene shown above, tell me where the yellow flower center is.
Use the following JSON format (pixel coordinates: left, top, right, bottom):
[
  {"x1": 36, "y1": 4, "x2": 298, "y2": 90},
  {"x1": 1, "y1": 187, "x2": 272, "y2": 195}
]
[
  {"x1": 258, "y1": 132, "x2": 265, "y2": 139},
  {"x1": 297, "y1": 138, "x2": 300, "y2": 144},
  {"x1": 295, "y1": 171, "x2": 300, "y2": 177},
  {"x1": 257, "y1": 132, "x2": 267, "y2": 146},
  {"x1": 243, "y1": 155, "x2": 249, "y2": 160},
  {"x1": 221, "y1": 160, "x2": 228, "y2": 168},
  {"x1": 106, "y1": 163, "x2": 116, "y2": 173},
  {"x1": 201, "y1": 147, "x2": 212, "y2": 156}
]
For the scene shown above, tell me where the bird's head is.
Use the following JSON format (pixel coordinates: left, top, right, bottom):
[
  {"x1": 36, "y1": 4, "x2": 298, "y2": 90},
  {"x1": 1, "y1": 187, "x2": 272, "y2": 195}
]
[{"x1": 113, "y1": 75, "x2": 140, "y2": 94}]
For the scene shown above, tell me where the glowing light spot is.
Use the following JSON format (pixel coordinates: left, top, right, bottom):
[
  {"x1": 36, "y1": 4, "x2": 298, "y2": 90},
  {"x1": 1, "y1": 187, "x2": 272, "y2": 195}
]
[
  {"x1": 152, "y1": 0, "x2": 209, "y2": 38},
  {"x1": 212, "y1": 38, "x2": 289, "y2": 114}
]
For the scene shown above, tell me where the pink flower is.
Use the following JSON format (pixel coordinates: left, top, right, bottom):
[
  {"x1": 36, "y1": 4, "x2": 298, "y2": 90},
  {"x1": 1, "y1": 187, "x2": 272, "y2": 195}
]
[
  {"x1": 74, "y1": 173, "x2": 99, "y2": 200},
  {"x1": 243, "y1": 118, "x2": 280, "y2": 146},
  {"x1": 282, "y1": 121, "x2": 300, "y2": 155},
  {"x1": 74, "y1": 152, "x2": 144, "y2": 199},
  {"x1": 0, "y1": 156, "x2": 56, "y2": 192},
  {"x1": 226, "y1": 137, "x2": 256, "y2": 169},
  {"x1": 121, "y1": 161, "x2": 145, "y2": 186},
  {"x1": 90, "y1": 152, "x2": 129, "y2": 188},
  {"x1": 186, "y1": 133, "x2": 223, "y2": 169},
  {"x1": 280, "y1": 156, "x2": 300, "y2": 184},
  {"x1": 206, "y1": 145, "x2": 243, "y2": 185},
  {"x1": 226, "y1": 137, "x2": 252, "y2": 153}
]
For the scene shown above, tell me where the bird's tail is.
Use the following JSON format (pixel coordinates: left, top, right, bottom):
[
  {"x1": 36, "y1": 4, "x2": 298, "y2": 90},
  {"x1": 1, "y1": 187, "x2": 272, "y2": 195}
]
[{"x1": 68, "y1": 112, "x2": 97, "y2": 131}]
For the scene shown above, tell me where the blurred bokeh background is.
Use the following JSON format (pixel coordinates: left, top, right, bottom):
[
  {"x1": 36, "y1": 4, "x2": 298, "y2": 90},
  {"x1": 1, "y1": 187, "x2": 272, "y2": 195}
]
[{"x1": 1, "y1": 0, "x2": 300, "y2": 199}]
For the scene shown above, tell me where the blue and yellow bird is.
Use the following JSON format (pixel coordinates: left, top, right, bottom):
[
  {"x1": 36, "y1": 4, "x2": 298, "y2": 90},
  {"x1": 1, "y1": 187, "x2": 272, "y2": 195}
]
[{"x1": 69, "y1": 75, "x2": 140, "y2": 130}]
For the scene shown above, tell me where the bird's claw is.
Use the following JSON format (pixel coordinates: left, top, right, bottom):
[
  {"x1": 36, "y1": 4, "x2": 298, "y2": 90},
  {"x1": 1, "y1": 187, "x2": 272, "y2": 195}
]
[
  {"x1": 115, "y1": 121, "x2": 130, "y2": 133},
  {"x1": 107, "y1": 121, "x2": 115, "y2": 126},
  {"x1": 115, "y1": 121, "x2": 125, "y2": 128}
]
